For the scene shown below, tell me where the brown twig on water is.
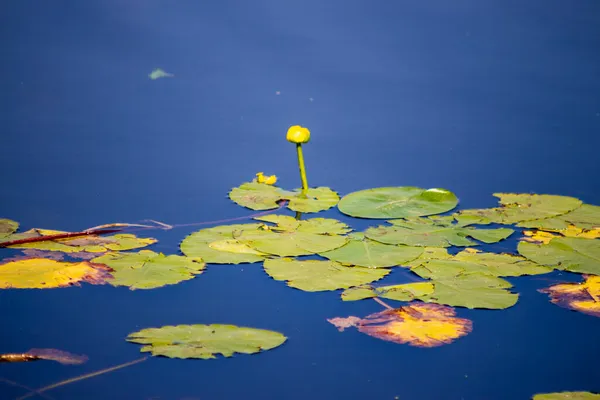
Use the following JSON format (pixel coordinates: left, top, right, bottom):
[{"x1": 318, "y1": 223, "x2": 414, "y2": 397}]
[
  {"x1": 373, "y1": 297, "x2": 393, "y2": 309},
  {"x1": 0, "y1": 229, "x2": 123, "y2": 249}
]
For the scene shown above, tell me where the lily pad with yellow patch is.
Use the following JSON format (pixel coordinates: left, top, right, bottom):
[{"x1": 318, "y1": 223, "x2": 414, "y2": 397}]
[
  {"x1": 328, "y1": 303, "x2": 472, "y2": 347},
  {"x1": 539, "y1": 275, "x2": 600, "y2": 318},
  {"x1": 0, "y1": 258, "x2": 111, "y2": 289}
]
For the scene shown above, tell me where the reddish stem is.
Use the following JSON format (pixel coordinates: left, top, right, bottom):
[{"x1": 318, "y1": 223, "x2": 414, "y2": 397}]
[{"x1": 0, "y1": 229, "x2": 122, "y2": 248}]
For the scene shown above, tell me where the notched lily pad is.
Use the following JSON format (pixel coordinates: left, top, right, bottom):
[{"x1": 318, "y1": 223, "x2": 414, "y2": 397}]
[
  {"x1": 0, "y1": 258, "x2": 111, "y2": 289},
  {"x1": 180, "y1": 223, "x2": 269, "y2": 264},
  {"x1": 342, "y1": 282, "x2": 435, "y2": 302},
  {"x1": 263, "y1": 258, "x2": 389, "y2": 292},
  {"x1": 6, "y1": 228, "x2": 157, "y2": 254},
  {"x1": 328, "y1": 303, "x2": 472, "y2": 347},
  {"x1": 365, "y1": 216, "x2": 514, "y2": 247},
  {"x1": 229, "y1": 181, "x2": 339, "y2": 213},
  {"x1": 320, "y1": 233, "x2": 423, "y2": 268},
  {"x1": 539, "y1": 275, "x2": 600, "y2": 318},
  {"x1": 518, "y1": 236, "x2": 600, "y2": 275},
  {"x1": 236, "y1": 215, "x2": 350, "y2": 257},
  {"x1": 518, "y1": 203, "x2": 600, "y2": 232},
  {"x1": 92, "y1": 250, "x2": 205, "y2": 290},
  {"x1": 338, "y1": 186, "x2": 458, "y2": 219},
  {"x1": 455, "y1": 193, "x2": 582, "y2": 225},
  {"x1": 127, "y1": 324, "x2": 287, "y2": 359}
]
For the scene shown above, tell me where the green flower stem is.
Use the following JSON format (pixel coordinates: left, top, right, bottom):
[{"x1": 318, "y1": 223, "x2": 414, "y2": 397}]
[{"x1": 296, "y1": 143, "x2": 309, "y2": 195}]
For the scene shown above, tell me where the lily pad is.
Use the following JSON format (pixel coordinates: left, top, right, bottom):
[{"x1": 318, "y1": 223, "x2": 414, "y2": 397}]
[
  {"x1": 263, "y1": 258, "x2": 389, "y2": 292},
  {"x1": 518, "y1": 236, "x2": 600, "y2": 275},
  {"x1": 539, "y1": 275, "x2": 600, "y2": 318},
  {"x1": 365, "y1": 216, "x2": 514, "y2": 247},
  {"x1": 236, "y1": 215, "x2": 349, "y2": 257},
  {"x1": 6, "y1": 229, "x2": 156, "y2": 254},
  {"x1": 320, "y1": 233, "x2": 423, "y2": 268},
  {"x1": 92, "y1": 250, "x2": 205, "y2": 290},
  {"x1": 180, "y1": 223, "x2": 268, "y2": 264},
  {"x1": 518, "y1": 204, "x2": 600, "y2": 231},
  {"x1": 0, "y1": 258, "x2": 110, "y2": 289},
  {"x1": 328, "y1": 303, "x2": 472, "y2": 348},
  {"x1": 410, "y1": 249, "x2": 552, "y2": 278},
  {"x1": 455, "y1": 193, "x2": 582, "y2": 225},
  {"x1": 229, "y1": 181, "x2": 339, "y2": 213},
  {"x1": 0, "y1": 219, "x2": 18, "y2": 239},
  {"x1": 342, "y1": 282, "x2": 435, "y2": 302},
  {"x1": 338, "y1": 187, "x2": 458, "y2": 219},
  {"x1": 127, "y1": 324, "x2": 287, "y2": 359},
  {"x1": 533, "y1": 392, "x2": 600, "y2": 400}
]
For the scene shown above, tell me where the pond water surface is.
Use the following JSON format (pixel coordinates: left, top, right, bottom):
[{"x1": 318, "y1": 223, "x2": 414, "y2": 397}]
[{"x1": 1, "y1": 1, "x2": 599, "y2": 399}]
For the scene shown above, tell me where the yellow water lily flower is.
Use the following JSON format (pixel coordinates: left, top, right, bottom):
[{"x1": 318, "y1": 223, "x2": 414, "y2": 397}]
[
  {"x1": 255, "y1": 172, "x2": 277, "y2": 185},
  {"x1": 286, "y1": 125, "x2": 310, "y2": 144}
]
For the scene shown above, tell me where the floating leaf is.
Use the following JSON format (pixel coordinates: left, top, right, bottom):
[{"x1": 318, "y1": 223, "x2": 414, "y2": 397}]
[
  {"x1": 0, "y1": 348, "x2": 87, "y2": 364},
  {"x1": 127, "y1": 324, "x2": 287, "y2": 359},
  {"x1": 519, "y1": 203, "x2": 600, "y2": 231},
  {"x1": 263, "y1": 258, "x2": 389, "y2": 292},
  {"x1": 418, "y1": 274, "x2": 518, "y2": 309},
  {"x1": 410, "y1": 248, "x2": 553, "y2": 278},
  {"x1": 532, "y1": 392, "x2": 600, "y2": 400},
  {"x1": 148, "y1": 68, "x2": 173, "y2": 79},
  {"x1": 0, "y1": 258, "x2": 110, "y2": 289},
  {"x1": 236, "y1": 216, "x2": 349, "y2": 257},
  {"x1": 327, "y1": 316, "x2": 362, "y2": 332},
  {"x1": 365, "y1": 216, "x2": 513, "y2": 247},
  {"x1": 342, "y1": 282, "x2": 435, "y2": 302},
  {"x1": 6, "y1": 229, "x2": 156, "y2": 254},
  {"x1": 539, "y1": 275, "x2": 600, "y2": 318},
  {"x1": 338, "y1": 187, "x2": 458, "y2": 219},
  {"x1": 523, "y1": 226, "x2": 600, "y2": 242},
  {"x1": 329, "y1": 303, "x2": 472, "y2": 347},
  {"x1": 455, "y1": 193, "x2": 582, "y2": 225},
  {"x1": 229, "y1": 181, "x2": 339, "y2": 213},
  {"x1": 0, "y1": 218, "x2": 18, "y2": 239},
  {"x1": 92, "y1": 250, "x2": 205, "y2": 290},
  {"x1": 180, "y1": 223, "x2": 268, "y2": 264},
  {"x1": 518, "y1": 236, "x2": 600, "y2": 275},
  {"x1": 319, "y1": 233, "x2": 423, "y2": 268}
]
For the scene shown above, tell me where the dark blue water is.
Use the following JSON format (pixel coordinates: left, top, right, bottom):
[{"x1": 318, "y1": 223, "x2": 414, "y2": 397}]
[{"x1": 2, "y1": 1, "x2": 599, "y2": 399}]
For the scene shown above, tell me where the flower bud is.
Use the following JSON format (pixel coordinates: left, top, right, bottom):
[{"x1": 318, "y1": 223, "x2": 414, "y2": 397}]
[{"x1": 286, "y1": 125, "x2": 310, "y2": 144}]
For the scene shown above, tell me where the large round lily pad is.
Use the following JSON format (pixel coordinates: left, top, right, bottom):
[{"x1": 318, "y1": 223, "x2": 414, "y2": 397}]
[
  {"x1": 319, "y1": 233, "x2": 423, "y2": 268},
  {"x1": 127, "y1": 324, "x2": 287, "y2": 359},
  {"x1": 263, "y1": 258, "x2": 389, "y2": 291},
  {"x1": 93, "y1": 250, "x2": 205, "y2": 290},
  {"x1": 337, "y1": 187, "x2": 458, "y2": 219},
  {"x1": 180, "y1": 223, "x2": 268, "y2": 264}
]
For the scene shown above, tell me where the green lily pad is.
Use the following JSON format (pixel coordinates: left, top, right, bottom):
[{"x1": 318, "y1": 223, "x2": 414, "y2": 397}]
[
  {"x1": 92, "y1": 250, "x2": 205, "y2": 290},
  {"x1": 263, "y1": 258, "x2": 389, "y2": 291},
  {"x1": 6, "y1": 229, "x2": 157, "y2": 254},
  {"x1": 236, "y1": 215, "x2": 349, "y2": 257},
  {"x1": 533, "y1": 392, "x2": 600, "y2": 400},
  {"x1": 364, "y1": 216, "x2": 514, "y2": 247},
  {"x1": 229, "y1": 182, "x2": 339, "y2": 213},
  {"x1": 0, "y1": 219, "x2": 19, "y2": 239},
  {"x1": 518, "y1": 203, "x2": 600, "y2": 231},
  {"x1": 319, "y1": 233, "x2": 423, "y2": 268},
  {"x1": 127, "y1": 324, "x2": 286, "y2": 359},
  {"x1": 180, "y1": 223, "x2": 268, "y2": 264},
  {"x1": 455, "y1": 193, "x2": 582, "y2": 225},
  {"x1": 410, "y1": 250, "x2": 552, "y2": 278},
  {"x1": 342, "y1": 282, "x2": 434, "y2": 302},
  {"x1": 420, "y1": 274, "x2": 519, "y2": 309},
  {"x1": 337, "y1": 186, "x2": 458, "y2": 219},
  {"x1": 518, "y1": 236, "x2": 600, "y2": 275}
]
